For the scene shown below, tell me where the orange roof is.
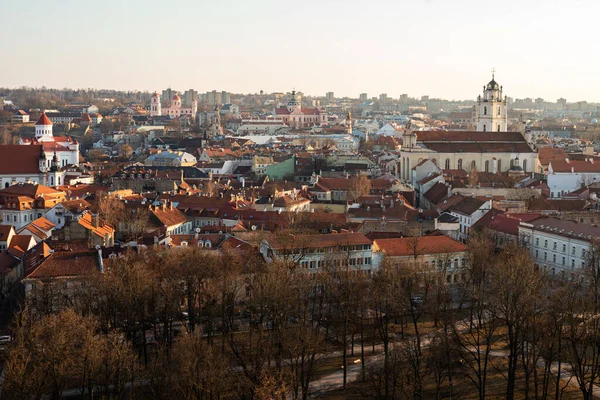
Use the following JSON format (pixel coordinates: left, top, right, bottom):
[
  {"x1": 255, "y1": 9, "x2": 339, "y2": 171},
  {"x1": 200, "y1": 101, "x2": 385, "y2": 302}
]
[
  {"x1": 31, "y1": 216, "x2": 55, "y2": 232},
  {"x1": 374, "y1": 235, "x2": 466, "y2": 257},
  {"x1": 36, "y1": 112, "x2": 52, "y2": 126},
  {"x1": 150, "y1": 204, "x2": 188, "y2": 228},
  {"x1": 78, "y1": 213, "x2": 115, "y2": 238}
]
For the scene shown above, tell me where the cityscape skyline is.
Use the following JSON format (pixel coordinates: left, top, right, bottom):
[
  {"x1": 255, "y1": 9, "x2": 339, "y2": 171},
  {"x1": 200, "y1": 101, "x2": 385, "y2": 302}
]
[{"x1": 2, "y1": 0, "x2": 600, "y2": 102}]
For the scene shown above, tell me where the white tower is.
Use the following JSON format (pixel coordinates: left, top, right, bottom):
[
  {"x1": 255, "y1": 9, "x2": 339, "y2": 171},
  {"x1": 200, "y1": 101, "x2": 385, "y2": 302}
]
[
  {"x1": 150, "y1": 92, "x2": 161, "y2": 116},
  {"x1": 475, "y1": 71, "x2": 508, "y2": 132},
  {"x1": 35, "y1": 112, "x2": 53, "y2": 141}
]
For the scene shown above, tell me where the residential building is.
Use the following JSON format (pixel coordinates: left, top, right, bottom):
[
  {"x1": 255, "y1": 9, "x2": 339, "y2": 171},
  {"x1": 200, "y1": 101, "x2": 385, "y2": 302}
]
[
  {"x1": 446, "y1": 196, "x2": 492, "y2": 242},
  {"x1": 518, "y1": 217, "x2": 600, "y2": 277},
  {"x1": 0, "y1": 183, "x2": 67, "y2": 229},
  {"x1": 145, "y1": 150, "x2": 197, "y2": 167},
  {"x1": 260, "y1": 232, "x2": 374, "y2": 272},
  {"x1": 372, "y1": 235, "x2": 467, "y2": 283}
]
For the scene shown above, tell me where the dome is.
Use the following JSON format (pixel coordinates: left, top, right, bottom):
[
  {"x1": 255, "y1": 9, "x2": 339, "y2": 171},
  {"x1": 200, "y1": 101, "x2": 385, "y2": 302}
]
[
  {"x1": 152, "y1": 92, "x2": 160, "y2": 97},
  {"x1": 486, "y1": 79, "x2": 500, "y2": 91},
  {"x1": 172, "y1": 93, "x2": 181, "y2": 101}
]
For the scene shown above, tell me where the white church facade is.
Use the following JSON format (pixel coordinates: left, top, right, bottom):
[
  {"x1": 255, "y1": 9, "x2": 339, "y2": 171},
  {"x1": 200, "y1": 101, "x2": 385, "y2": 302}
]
[
  {"x1": 149, "y1": 91, "x2": 198, "y2": 118},
  {"x1": 395, "y1": 76, "x2": 539, "y2": 181}
]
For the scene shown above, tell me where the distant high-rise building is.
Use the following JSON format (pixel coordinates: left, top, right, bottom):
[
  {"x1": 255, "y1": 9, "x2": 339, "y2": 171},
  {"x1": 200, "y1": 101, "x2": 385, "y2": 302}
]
[
  {"x1": 222, "y1": 91, "x2": 231, "y2": 104},
  {"x1": 475, "y1": 72, "x2": 508, "y2": 132},
  {"x1": 400, "y1": 94, "x2": 408, "y2": 102},
  {"x1": 359, "y1": 93, "x2": 368, "y2": 102},
  {"x1": 379, "y1": 93, "x2": 388, "y2": 104},
  {"x1": 205, "y1": 90, "x2": 222, "y2": 105},
  {"x1": 535, "y1": 98, "x2": 544, "y2": 104},
  {"x1": 421, "y1": 95, "x2": 429, "y2": 102},
  {"x1": 557, "y1": 98, "x2": 567, "y2": 108},
  {"x1": 183, "y1": 89, "x2": 198, "y2": 106},
  {"x1": 162, "y1": 88, "x2": 175, "y2": 103},
  {"x1": 326, "y1": 92, "x2": 335, "y2": 102}
]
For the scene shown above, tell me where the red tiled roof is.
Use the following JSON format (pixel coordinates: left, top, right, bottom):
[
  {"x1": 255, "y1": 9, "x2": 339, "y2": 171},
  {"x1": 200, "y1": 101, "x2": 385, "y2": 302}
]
[
  {"x1": 374, "y1": 235, "x2": 466, "y2": 257},
  {"x1": 36, "y1": 112, "x2": 52, "y2": 126},
  {"x1": 26, "y1": 250, "x2": 100, "y2": 279},
  {"x1": 0, "y1": 145, "x2": 44, "y2": 174}
]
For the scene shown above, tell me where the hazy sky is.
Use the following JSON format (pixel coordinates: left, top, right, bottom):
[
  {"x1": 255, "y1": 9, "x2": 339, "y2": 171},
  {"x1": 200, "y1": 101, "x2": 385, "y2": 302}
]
[{"x1": 1, "y1": 0, "x2": 599, "y2": 102}]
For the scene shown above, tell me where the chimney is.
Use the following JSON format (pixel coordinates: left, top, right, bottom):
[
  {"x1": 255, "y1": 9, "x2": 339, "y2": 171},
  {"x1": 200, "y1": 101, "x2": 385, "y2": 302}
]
[{"x1": 91, "y1": 213, "x2": 99, "y2": 228}]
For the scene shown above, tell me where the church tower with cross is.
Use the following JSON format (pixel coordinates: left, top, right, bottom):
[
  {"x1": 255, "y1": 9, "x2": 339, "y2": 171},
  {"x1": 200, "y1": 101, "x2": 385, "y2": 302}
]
[{"x1": 475, "y1": 70, "x2": 508, "y2": 132}]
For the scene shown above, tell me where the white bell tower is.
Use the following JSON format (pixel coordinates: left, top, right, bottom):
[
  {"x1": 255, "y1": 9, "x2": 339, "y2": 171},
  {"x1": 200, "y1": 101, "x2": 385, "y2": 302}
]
[
  {"x1": 150, "y1": 92, "x2": 161, "y2": 116},
  {"x1": 475, "y1": 70, "x2": 508, "y2": 133}
]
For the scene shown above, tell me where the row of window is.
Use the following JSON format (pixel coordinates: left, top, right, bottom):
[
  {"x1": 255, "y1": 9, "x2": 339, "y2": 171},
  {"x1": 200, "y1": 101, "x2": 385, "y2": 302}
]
[
  {"x1": 534, "y1": 250, "x2": 585, "y2": 268},
  {"x1": 301, "y1": 257, "x2": 373, "y2": 269},
  {"x1": 534, "y1": 237, "x2": 586, "y2": 257}
]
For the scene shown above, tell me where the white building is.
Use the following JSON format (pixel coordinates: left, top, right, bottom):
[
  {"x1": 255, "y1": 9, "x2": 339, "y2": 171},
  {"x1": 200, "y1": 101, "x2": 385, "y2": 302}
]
[
  {"x1": 547, "y1": 157, "x2": 600, "y2": 198},
  {"x1": 237, "y1": 119, "x2": 289, "y2": 136},
  {"x1": 446, "y1": 197, "x2": 492, "y2": 242},
  {"x1": 475, "y1": 73, "x2": 508, "y2": 132},
  {"x1": 519, "y1": 217, "x2": 599, "y2": 277}
]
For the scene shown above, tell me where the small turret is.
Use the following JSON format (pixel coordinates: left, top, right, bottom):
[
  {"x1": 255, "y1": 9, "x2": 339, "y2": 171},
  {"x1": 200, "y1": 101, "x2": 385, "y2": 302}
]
[
  {"x1": 51, "y1": 150, "x2": 59, "y2": 172},
  {"x1": 39, "y1": 146, "x2": 47, "y2": 172}
]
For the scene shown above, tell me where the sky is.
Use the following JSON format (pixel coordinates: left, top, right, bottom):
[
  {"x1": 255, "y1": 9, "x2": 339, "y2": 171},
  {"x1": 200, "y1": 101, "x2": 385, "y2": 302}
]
[{"x1": 1, "y1": 0, "x2": 599, "y2": 102}]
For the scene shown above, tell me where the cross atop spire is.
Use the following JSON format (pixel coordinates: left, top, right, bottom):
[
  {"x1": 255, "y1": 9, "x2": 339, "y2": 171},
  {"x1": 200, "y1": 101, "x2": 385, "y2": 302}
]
[{"x1": 492, "y1": 68, "x2": 496, "y2": 80}]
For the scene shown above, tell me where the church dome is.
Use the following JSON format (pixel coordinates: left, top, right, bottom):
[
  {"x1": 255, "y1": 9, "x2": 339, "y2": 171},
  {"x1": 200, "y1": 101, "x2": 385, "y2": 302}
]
[
  {"x1": 172, "y1": 93, "x2": 181, "y2": 101},
  {"x1": 486, "y1": 79, "x2": 500, "y2": 91},
  {"x1": 152, "y1": 92, "x2": 160, "y2": 97}
]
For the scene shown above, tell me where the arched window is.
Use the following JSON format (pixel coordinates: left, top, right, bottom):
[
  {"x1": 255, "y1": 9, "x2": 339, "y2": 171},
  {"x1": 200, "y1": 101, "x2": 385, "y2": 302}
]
[
  {"x1": 445, "y1": 158, "x2": 450, "y2": 169},
  {"x1": 471, "y1": 160, "x2": 476, "y2": 171},
  {"x1": 523, "y1": 159, "x2": 527, "y2": 172},
  {"x1": 497, "y1": 124, "x2": 501, "y2": 132},
  {"x1": 497, "y1": 160, "x2": 502, "y2": 172},
  {"x1": 484, "y1": 106, "x2": 487, "y2": 115},
  {"x1": 457, "y1": 159, "x2": 463, "y2": 170},
  {"x1": 483, "y1": 125, "x2": 487, "y2": 132},
  {"x1": 497, "y1": 106, "x2": 501, "y2": 115},
  {"x1": 4, "y1": 183, "x2": 8, "y2": 189},
  {"x1": 13, "y1": 216, "x2": 17, "y2": 222},
  {"x1": 485, "y1": 160, "x2": 489, "y2": 172}
]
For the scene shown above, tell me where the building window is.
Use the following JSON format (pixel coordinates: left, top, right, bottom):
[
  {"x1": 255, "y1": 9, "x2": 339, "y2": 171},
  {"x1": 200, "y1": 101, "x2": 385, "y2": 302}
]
[
  {"x1": 553, "y1": 242, "x2": 557, "y2": 250},
  {"x1": 445, "y1": 158, "x2": 450, "y2": 169},
  {"x1": 483, "y1": 125, "x2": 487, "y2": 132},
  {"x1": 471, "y1": 160, "x2": 476, "y2": 171},
  {"x1": 497, "y1": 106, "x2": 501, "y2": 115},
  {"x1": 457, "y1": 159, "x2": 463, "y2": 170},
  {"x1": 572, "y1": 246, "x2": 576, "y2": 255},
  {"x1": 484, "y1": 106, "x2": 487, "y2": 115},
  {"x1": 544, "y1": 252, "x2": 547, "y2": 261},
  {"x1": 497, "y1": 160, "x2": 502, "y2": 171},
  {"x1": 582, "y1": 249, "x2": 586, "y2": 258},
  {"x1": 563, "y1": 244, "x2": 566, "y2": 253},
  {"x1": 535, "y1": 250, "x2": 539, "y2": 258},
  {"x1": 572, "y1": 259, "x2": 575, "y2": 268},
  {"x1": 535, "y1": 238, "x2": 539, "y2": 246},
  {"x1": 544, "y1": 240, "x2": 548, "y2": 248},
  {"x1": 485, "y1": 160, "x2": 489, "y2": 172},
  {"x1": 553, "y1": 254, "x2": 556, "y2": 263},
  {"x1": 562, "y1": 257, "x2": 566, "y2": 265}
]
